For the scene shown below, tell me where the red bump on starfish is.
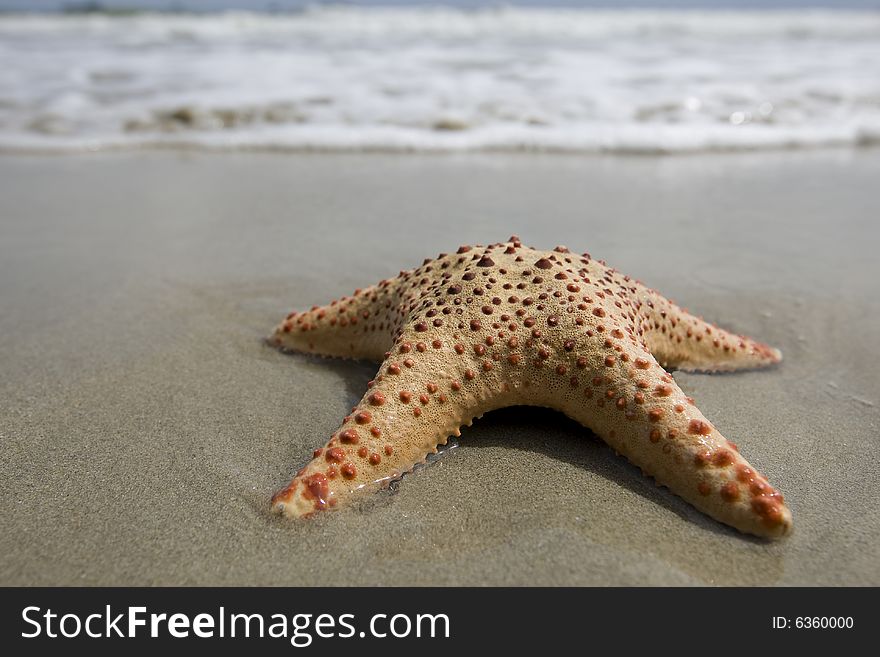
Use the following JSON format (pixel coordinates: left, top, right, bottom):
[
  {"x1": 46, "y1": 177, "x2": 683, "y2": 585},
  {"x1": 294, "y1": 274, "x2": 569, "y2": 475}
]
[{"x1": 268, "y1": 237, "x2": 789, "y2": 538}]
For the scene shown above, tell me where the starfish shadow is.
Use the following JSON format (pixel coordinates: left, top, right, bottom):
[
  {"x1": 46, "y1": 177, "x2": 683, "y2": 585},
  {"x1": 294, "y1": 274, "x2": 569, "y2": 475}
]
[
  {"x1": 456, "y1": 406, "x2": 767, "y2": 543},
  {"x1": 453, "y1": 408, "x2": 789, "y2": 584},
  {"x1": 267, "y1": 343, "x2": 378, "y2": 402}
]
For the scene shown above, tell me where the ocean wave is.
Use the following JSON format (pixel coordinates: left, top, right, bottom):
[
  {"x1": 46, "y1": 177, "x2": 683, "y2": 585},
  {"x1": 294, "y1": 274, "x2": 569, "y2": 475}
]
[
  {"x1": 4, "y1": 8, "x2": 880, "y2": 40},
  {"x1": 4, "y1": 121, "x2": 879, "y2": 155},
  {"x1": 2, "y1": 8, "x2": 879, "y2": 155}
]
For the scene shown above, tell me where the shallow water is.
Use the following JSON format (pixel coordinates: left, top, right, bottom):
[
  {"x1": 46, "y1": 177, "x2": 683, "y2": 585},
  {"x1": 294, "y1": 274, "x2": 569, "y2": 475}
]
[{"x1": 2, "y1": 8, "x2": 880, "y2": 153}]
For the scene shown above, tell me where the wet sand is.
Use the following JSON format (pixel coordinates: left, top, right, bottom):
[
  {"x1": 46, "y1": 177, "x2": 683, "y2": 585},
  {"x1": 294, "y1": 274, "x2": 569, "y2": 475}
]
[{"x1": 1, "y1": 150, "x2": 878, "y2": 586}]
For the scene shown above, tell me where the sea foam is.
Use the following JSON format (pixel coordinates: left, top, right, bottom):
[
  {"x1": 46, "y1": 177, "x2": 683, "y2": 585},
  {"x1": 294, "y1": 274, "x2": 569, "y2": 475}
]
[{"x1": 1, "y1": 7, "x2": 879, "y2": 154}]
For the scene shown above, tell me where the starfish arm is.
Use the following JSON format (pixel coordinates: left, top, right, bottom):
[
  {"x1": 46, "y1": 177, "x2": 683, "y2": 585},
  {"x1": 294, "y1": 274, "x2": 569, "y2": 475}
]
[
  {"x1": 270, "y1": 278, "x2": 402, "y2": 361},
  {"x1": 271, "y1": 332, "x2": 510, "y2": 518},
  {"x1": 636, "y1": 289, "x2": 782, "y2": 372},
  {"x1": 549, "y1": 341, "x2": 792, "y2": 538}
]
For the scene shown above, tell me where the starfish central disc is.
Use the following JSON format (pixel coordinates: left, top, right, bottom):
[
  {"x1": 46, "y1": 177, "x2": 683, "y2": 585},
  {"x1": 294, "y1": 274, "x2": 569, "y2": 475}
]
[{"x1": 268, "y1": 237, "x2": 790, "y2": 539}]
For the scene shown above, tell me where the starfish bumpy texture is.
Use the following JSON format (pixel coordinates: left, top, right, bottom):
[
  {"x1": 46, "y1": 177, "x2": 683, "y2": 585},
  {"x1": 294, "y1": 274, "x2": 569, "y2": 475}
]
[{"x1": 268, "y1": 237, "x2": 791, "y2": 538}]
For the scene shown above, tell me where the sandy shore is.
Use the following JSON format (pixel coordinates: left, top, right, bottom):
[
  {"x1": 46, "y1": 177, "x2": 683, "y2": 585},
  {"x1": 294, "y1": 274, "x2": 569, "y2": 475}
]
[{"x1": 1, "y1": 149, "x2": 878, "y2": 585}]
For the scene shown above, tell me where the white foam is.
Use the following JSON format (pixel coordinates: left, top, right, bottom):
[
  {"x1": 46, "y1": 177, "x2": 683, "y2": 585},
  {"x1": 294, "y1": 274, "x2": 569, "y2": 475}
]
[{"x1": 2, "y1": 8, "x2": 879, "y2": 154}]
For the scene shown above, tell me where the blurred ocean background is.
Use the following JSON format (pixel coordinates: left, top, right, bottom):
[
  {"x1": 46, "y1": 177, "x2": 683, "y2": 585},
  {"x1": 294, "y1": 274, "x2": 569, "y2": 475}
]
[{"x1": 1, "y1": 1, "x2": 879, "y2": 154}]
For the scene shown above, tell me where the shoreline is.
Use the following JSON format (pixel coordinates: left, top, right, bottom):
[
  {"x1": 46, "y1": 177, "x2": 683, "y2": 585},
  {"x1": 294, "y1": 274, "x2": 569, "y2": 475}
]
[{"x1": 1, "y1": 139, "x2": 878, "y2": 159}]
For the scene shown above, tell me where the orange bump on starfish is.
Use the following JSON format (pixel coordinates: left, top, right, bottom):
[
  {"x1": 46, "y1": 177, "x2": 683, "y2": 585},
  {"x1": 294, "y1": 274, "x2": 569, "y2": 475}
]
[{"x1": 268, "y1": 236, "x2": 791, "y2": 539}]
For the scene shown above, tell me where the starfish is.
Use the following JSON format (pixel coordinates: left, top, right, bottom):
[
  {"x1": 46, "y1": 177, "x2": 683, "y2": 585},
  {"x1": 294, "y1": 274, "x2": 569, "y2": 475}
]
[{"x1": 268, "y1": 236, "x2": 791, "y2": 538}]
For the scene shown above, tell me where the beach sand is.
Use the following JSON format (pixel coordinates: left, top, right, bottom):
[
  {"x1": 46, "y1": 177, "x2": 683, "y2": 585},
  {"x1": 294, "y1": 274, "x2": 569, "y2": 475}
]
[{"x1": 1, "y1": 149, "x2": 878, "y2": 586}]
